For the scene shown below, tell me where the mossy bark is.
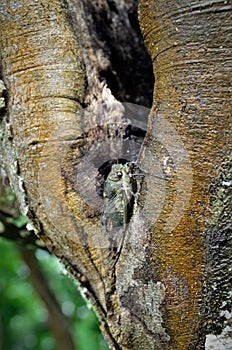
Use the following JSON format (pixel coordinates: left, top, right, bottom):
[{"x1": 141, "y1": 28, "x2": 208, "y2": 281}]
[
  {"x1": 139, "y1": 0, "x2": 231, "y2": 348},
  {"x1": 0, "y1": 0, "x2": 231, "y2": 349}
]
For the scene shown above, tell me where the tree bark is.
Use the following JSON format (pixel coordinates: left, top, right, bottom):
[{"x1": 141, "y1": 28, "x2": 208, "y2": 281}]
[
  {"x1": 138, "y1": 1, "x2": 232, "y2": 349},
  {"x1": 0, "y1": 0, "x2": 231, "y2": 349}
]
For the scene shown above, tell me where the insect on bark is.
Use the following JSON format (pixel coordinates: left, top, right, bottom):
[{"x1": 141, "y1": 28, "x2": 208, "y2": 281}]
[{"x1": 101, "y1": 163, "x2": 135, "y2": 229}]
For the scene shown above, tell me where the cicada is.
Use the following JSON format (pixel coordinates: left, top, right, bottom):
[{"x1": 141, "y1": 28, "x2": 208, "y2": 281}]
[{"x1": 101, "y1": 163, "x2": 135, "y2": 229}]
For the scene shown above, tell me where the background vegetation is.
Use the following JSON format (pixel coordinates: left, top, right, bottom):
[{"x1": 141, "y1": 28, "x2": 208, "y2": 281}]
[{"x1": 0, "y1": 236, "x2": 110, "y2": 350}]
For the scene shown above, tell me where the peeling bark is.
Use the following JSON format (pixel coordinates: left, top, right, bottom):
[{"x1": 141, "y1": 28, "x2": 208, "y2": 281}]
[{"x1": 66, "y1": 0, "x2": 154, "y2": 106}]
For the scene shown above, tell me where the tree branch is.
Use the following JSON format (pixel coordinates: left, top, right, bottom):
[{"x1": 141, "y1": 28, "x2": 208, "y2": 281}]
[{"x1": 18, "y1": 244, "x2": 76, "y2": 350}]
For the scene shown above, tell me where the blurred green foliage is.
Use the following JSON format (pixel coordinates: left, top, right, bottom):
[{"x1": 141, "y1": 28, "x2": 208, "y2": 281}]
[{"x1": 0, "y1": 238, "x2": 110, "y2": 350}]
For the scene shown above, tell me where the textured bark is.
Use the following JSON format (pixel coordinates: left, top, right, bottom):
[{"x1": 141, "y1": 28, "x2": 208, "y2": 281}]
[
  {"x1": 0, "y1": 0, "x2": 231, "y2": 349},
  {"x1": 138, "y1": 1, "x2": 232, "y2": 348},
  {"x1": 205, "y1": 154, "x2": 232, "y2": 342},
  {"x1": 66, "y1": 0, "x2": 154, "y2": 107}
]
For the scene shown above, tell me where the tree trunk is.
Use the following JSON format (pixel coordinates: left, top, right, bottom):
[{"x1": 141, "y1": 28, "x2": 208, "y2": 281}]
[
  {"x1": 138, "y1": 1, "x2": 231, "y2": 348},
  {"x1": 0, "y1": 1, "x2": 231, "y2": 349}
]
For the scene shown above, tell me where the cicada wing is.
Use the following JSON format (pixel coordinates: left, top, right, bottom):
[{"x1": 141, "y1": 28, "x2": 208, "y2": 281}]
[
  {"x1": 97, "y1": 190, "x2": 128, "y2": 282},
  {"x1": 97, "y1": 162, "x2": 136, "y2": 284}
]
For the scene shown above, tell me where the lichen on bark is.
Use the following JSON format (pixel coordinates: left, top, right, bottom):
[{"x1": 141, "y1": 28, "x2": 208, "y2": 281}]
[
  {"x1": 139, "y1": 0, "x2": 232, "y2": 348},
  {"x1": 206, "y1": 153, "x2": 232, "y2": 337}
]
